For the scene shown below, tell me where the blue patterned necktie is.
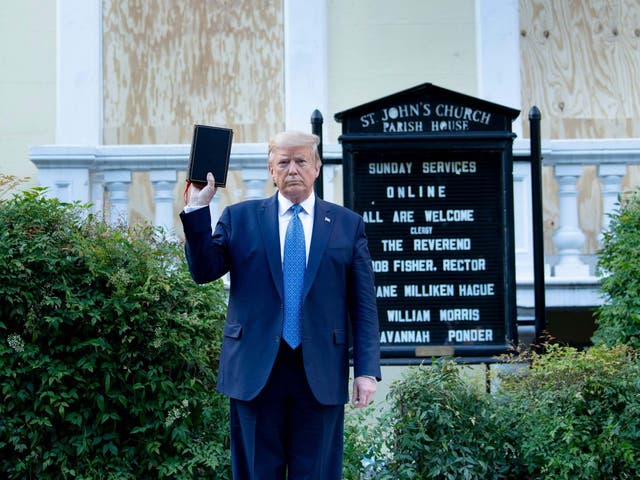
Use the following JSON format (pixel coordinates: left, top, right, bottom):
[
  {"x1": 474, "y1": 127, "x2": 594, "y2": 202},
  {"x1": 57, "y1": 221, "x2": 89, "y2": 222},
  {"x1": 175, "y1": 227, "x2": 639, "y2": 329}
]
[{"x1": 283, "y1": 204, "x2": 305, "y2": 349}]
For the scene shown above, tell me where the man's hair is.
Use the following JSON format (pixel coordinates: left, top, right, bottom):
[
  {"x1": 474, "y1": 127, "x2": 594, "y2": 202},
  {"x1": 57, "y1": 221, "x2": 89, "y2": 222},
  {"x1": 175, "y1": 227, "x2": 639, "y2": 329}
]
[{"x1": 268, "y1": 131, "x2": 322, "y2": 166}]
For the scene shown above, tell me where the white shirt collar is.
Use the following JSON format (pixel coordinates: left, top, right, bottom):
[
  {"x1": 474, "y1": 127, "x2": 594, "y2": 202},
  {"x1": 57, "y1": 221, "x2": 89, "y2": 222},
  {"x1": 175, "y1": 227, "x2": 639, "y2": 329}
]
[{"x1": 277, "y1": 191, "x2": 315, "y2": 218}]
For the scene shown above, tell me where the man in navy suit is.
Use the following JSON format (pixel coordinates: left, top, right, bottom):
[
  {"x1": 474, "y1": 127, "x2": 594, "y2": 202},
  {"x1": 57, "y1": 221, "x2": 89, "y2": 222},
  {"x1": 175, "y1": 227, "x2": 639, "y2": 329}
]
[{"x1": 180, "y1": 131, "x2": 381, "y2": 479}]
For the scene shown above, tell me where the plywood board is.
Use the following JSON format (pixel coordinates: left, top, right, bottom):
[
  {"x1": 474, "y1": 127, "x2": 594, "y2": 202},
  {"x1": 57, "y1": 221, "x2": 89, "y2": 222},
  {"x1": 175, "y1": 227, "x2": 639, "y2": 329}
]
[
  {"x1": 520, "y1": 0, "x2": 640, "y2": 139},
  {"x1": 103, "y1": 0, "x2": 284, "y2": 145}
]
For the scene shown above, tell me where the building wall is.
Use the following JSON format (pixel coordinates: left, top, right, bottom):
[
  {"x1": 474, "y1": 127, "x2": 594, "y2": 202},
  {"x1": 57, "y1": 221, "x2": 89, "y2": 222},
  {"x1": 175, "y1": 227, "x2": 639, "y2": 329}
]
[
  {"x1": 520, "y1": 0, "x2": 640, "y2": 255},
  {"x1": 326, "y1": 0, "x2": 478, "y2": 141},
  {"x1": 100, "y1": 0, "x2": 479, "y2": 187},
  {"x1": 0, "y1": 1, "x2": 56, "y2": 189},
  {"x1": 102, "y1": 0, "x2": 284, "y2": 226},
  {"x1": 7, "y1": 0, "x2": 640, "y2": 258}
]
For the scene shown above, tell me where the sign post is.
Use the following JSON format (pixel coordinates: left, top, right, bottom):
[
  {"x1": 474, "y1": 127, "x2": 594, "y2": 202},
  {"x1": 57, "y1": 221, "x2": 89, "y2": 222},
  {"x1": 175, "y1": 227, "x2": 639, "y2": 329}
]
[{"x1": 335, "y1": 83, "x2": 520, "y2": 362}]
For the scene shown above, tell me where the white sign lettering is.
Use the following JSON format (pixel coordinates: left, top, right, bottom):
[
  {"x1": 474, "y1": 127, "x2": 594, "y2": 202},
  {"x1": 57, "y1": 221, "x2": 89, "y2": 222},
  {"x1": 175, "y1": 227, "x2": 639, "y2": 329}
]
[
  {"x1": 387, "y1": 309, "x2": 431, "y2": 322},
  {"x1": 380, "y1": 330, "x2": 430, "y2": 344},
  {"x1": 447, "y1": 329, "x2": 493, "y2": 342}
]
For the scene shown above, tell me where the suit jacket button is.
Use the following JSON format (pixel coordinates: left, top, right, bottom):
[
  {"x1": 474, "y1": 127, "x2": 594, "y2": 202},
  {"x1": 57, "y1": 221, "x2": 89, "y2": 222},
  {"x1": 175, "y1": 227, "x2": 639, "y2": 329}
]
[{"x1": 275, "y1": 336, "x2": 280, "y2": 343}]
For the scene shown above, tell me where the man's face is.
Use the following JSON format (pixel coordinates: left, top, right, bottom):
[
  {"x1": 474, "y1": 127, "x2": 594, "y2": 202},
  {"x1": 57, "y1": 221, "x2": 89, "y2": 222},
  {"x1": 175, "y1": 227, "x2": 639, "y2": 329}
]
[{"x1": 268, "y1": 145, "x2": 320, "y2": 204}]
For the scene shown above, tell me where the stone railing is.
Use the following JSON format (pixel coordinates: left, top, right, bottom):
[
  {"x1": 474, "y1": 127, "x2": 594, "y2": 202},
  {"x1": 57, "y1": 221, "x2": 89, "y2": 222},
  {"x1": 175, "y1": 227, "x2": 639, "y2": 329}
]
[
  {"x1": 30, "y1": 138, "x2": 640, "y2": 311},
  {"x1": 511, "y1": 138, "x2": 640, "y2": 311}
]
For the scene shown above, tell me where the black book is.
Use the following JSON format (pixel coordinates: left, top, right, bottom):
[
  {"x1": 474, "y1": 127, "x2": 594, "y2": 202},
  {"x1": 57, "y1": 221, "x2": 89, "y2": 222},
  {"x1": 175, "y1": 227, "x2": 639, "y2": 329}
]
[{"x1": 187, "y1": 124, "x2": 233, "y2": 187}]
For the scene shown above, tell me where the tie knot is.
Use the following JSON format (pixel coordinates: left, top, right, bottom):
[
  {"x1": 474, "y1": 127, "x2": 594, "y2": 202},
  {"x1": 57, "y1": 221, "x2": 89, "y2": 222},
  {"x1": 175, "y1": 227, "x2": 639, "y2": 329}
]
[{"x1": 291, "y1": 204, "x2": 302, "y2": 216}]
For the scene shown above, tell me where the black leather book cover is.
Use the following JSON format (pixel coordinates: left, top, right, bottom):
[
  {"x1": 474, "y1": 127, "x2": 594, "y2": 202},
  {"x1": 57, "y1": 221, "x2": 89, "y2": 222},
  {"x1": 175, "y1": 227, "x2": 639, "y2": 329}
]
[{"x1": 187, "y1": 124, "x2": 233, "y2": 187}]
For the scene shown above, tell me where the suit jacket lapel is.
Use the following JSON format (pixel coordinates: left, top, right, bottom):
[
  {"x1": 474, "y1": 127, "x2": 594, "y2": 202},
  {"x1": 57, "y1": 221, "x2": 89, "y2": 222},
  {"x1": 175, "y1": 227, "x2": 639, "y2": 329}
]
[
  {"x1": 304, "y1": 198, "x2": 334, "y2": 297},
  {"x1": 259, "y1": 194, "x2": 284, "y2": 300}
]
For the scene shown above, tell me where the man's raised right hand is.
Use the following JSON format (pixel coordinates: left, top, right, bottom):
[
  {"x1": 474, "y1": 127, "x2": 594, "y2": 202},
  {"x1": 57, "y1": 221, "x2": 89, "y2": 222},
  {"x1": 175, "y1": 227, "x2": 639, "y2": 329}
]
[{"x1": 188, "y1": 172, "x2": 218, "y2": 206}]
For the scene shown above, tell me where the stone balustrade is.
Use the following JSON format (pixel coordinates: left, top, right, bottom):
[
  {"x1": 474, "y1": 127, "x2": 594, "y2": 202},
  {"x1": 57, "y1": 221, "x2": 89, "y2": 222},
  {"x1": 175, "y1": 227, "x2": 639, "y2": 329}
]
[{"x1": 30, "y1": 138, "x2": 640, "y2": 312}]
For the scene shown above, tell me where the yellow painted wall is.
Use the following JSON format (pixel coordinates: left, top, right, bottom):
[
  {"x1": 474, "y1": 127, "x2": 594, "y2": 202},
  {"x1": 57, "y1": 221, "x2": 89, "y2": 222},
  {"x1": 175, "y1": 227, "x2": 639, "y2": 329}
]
[
  {"x1": 0, "y1": 1, "x2": 56, "y2": 189},
  {"x1": 326, "y1": 0, "x2": 478, "y2": 141}
]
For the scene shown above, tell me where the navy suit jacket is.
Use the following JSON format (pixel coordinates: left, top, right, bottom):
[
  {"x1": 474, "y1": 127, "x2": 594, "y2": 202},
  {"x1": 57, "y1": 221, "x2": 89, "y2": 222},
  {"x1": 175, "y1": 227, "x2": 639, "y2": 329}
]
[{"x1": 180, "y1": 194, "x2": 381, "y2": 405}]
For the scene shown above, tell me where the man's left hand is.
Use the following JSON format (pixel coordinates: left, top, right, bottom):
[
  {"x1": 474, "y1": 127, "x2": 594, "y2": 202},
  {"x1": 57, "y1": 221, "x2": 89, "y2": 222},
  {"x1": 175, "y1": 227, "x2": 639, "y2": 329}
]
[{"x1": 351, "y1": 376, "x2": 377, "y2": 408}]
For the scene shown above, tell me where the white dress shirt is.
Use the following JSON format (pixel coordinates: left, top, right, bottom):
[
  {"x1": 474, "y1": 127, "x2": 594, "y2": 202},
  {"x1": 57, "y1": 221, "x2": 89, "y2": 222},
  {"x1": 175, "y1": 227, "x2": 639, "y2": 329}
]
[
  {"x1": 184, "y1": 192, "x2": 315, "y2": 266},
  {"x1": 277, "y1": 192, "x2": 314, "y2": 266}
]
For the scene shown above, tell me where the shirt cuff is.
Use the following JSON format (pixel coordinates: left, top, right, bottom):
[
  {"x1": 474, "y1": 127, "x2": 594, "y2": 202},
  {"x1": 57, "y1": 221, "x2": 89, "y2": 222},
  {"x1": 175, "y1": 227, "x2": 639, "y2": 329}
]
[{"x1": 183, "y1": 204, "x2": 208, "y2": 214}]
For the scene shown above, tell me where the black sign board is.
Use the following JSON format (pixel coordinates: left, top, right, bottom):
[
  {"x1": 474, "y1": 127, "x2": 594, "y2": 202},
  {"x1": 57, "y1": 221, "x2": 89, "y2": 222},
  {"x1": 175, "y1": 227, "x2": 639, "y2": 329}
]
[{"x1": 335, "y1": 83, "x2": 520, "y2": 361}]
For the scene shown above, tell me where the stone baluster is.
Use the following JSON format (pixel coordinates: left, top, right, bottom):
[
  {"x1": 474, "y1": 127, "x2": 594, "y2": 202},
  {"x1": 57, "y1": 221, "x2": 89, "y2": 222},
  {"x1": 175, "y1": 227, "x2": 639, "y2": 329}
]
[
  {"x1": 552, "y1": 164, "x2": 590, "y2": 277},
  {"x1": 242, "y1": 167, "x2": 269, "y2": 200},
  {"x1": 104, "y1": 170, "x2": 131, "y2": 225},
  {"x1": 150, "y1": 170, "x2": 178, "y2": 234},
  {"x1": 598, "y1": 164, "x2": 626, "y2": 236}
]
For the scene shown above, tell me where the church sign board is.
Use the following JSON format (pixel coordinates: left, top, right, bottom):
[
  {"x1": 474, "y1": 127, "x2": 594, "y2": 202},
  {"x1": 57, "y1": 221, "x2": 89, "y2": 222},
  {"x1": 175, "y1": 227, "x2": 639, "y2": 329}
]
[{"x1": 335, "y1": 83, "x2": 520, "y2": 361}]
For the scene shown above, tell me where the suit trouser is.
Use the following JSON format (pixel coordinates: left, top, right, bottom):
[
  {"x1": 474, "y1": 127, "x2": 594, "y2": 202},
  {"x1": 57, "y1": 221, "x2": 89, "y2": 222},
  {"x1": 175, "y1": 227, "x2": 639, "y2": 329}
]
[{"x1": 229, "y1": 342, "x2": 344, "y2": 480}]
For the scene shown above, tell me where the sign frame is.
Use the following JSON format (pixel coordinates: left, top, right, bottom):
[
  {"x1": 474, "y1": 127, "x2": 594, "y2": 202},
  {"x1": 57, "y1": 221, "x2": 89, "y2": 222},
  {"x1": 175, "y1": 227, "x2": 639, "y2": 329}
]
[{"x1": 335, "y1": 83, "x2": 520, "y2": 362}]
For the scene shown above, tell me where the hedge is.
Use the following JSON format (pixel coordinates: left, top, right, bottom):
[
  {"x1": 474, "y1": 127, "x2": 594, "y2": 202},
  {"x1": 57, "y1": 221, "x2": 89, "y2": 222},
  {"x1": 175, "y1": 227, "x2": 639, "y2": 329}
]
[{"x1": 0, "y1": 178, "x2": 231, "y2": 479}]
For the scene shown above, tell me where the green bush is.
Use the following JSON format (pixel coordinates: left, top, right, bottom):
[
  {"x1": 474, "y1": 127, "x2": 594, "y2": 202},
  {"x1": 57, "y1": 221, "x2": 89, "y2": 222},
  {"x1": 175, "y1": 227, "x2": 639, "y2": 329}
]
[
  {"x1": 0, "y1": 181, "x2": 231, "y2": 478},
  {"x1": 344, "y1": 361, "x2": 519, "y2": 480},
  {"x1": 594, "y1": 189, "x2": 640, "y2": 348},
  {"x1": 497, "y1": 344, "x2": 640, "y2": 479},
  {"x1": 343, "y1": 403, "x2": 393, "y2": 479},
  {"x1": 392, "y1": 362, "x2": 520, "y2": 480},
  {"x1": 344, "y1": 345, "x2": 640, "y2": 479}
]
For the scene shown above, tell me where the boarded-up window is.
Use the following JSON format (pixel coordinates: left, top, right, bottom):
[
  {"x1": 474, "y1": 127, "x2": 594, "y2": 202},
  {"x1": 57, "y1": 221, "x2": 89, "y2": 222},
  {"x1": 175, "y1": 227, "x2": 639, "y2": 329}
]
[{"x1": 103, "y1": 0, "x2": 284, "y2": 145}]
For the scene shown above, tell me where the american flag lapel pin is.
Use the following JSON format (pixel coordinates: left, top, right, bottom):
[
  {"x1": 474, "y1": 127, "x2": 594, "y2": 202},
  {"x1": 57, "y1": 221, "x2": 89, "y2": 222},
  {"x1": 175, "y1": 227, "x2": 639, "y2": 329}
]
[{"x1": 324, "y1": 216, "x2": 331, "y2": 223}]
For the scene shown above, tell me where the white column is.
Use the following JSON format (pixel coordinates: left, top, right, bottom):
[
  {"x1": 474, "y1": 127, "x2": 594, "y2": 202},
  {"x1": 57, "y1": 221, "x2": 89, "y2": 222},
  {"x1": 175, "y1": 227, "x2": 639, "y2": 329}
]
[
  {"x1": 553, "y1": 164, "x2": 589, "y2": 277},
  {"x1": 90, "y1": 171, "x2": 105, "y2": 218},
  {"x1": 512, "y1": 161, "x2": 534, "y2": 280},
  {"x1": 323, "y1": 165, "x2": 338, "y2": 204},
  {"x1": 475, "y1": 0, "x2": 522, "y2": 137},
  {"x1": 599, "y1": 164, "x2": 627, "y2": 235},
  {"x1": 150, "y1": 170, "x2": 178, "y2": 233},
  {"x1": 104, "y1": 170, "x2": 131, "y2": 225},
  {"x1": 284, "y1": 0, "x2": 328, "y2": 134},
  {"x1": 56, "y1": 0, "x2": 102, "y2": 145}
]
